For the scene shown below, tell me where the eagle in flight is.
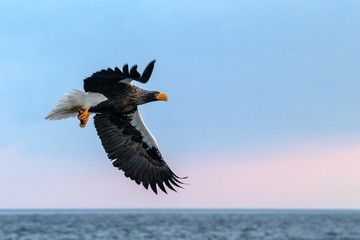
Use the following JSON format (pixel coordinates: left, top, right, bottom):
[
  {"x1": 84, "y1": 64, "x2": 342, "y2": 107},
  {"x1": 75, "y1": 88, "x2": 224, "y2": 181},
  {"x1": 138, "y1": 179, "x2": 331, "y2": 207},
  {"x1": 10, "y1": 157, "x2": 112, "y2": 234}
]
[{"x1": 45, "y1": 60, "x2": 185, "y2": 194}]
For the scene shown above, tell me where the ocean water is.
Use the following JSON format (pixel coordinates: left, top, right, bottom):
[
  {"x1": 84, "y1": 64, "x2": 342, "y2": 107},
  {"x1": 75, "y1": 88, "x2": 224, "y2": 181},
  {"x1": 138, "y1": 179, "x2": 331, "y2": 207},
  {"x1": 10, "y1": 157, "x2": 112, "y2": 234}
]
[{"x1": 0, "y1": 209, "x2": 359, "y2": 240}]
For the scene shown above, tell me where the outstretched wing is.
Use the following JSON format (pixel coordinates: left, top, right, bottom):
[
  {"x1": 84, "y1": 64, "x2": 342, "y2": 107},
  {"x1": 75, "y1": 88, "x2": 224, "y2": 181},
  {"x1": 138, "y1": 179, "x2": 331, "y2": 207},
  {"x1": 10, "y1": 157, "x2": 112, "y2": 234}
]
[
  {"x1": 93, "y1": 108, "x2": 184, "y2": 194},
  {"x1": 84, "y1": 60, "x2": 156, "y2": 94}
]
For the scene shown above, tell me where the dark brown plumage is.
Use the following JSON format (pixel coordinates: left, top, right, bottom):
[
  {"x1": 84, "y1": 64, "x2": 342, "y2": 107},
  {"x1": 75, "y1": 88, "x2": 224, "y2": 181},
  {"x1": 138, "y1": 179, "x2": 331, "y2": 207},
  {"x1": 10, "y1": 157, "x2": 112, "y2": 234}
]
[{"x1": 46, "y1": 60, "x2": 185, "y2": 194}]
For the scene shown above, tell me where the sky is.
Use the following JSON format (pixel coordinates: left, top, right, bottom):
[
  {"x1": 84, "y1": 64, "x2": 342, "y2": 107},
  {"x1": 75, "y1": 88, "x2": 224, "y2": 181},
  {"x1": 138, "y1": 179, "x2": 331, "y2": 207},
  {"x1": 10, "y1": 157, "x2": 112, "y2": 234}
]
[{"x1": 0, "y1": 0, "x2": 360, "y2": 209}]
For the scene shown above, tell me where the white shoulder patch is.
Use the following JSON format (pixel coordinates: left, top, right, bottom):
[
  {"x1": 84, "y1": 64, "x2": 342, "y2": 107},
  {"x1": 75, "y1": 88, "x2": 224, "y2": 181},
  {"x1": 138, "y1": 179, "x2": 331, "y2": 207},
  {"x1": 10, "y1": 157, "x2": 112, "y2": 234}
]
[
  {"x1": 130, "y1": 110, "x2": 159, "y2": 148},
  {"x1": 119, "y1": 78, "x2": 133, "y2": 85},
  {"x1": 84, "y1": 92, "x2": 108, "y2": 108}
]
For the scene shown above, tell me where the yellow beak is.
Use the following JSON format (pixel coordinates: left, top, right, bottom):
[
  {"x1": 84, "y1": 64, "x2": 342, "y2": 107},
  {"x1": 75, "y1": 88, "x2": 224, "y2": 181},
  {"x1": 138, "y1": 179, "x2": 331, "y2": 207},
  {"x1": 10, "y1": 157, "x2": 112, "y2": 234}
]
[{"x1": 155, "y1": 92, "x2": 168, "y2": 101}]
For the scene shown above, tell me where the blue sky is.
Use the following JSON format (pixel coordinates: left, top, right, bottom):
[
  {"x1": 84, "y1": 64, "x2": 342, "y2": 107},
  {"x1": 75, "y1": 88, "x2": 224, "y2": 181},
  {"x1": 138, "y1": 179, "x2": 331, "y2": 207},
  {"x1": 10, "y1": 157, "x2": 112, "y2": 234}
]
[{"x1": 1, "y1": 0, "x2": 360, "y2": 208}]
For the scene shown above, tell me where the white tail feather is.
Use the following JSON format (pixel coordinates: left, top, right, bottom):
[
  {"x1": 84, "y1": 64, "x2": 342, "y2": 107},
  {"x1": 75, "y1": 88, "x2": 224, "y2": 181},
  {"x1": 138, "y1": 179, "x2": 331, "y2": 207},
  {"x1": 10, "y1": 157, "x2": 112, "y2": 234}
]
[{"x1": 45, "y1": 90, "x2": 107, "y2": 120}]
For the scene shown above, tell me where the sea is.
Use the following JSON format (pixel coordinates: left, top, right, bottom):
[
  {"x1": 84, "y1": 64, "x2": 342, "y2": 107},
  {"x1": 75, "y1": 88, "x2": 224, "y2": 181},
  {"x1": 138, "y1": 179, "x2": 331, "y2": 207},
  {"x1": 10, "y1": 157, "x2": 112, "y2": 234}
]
[{"x1": 0, "y1": 209, "x2": 359, "y2": 240}]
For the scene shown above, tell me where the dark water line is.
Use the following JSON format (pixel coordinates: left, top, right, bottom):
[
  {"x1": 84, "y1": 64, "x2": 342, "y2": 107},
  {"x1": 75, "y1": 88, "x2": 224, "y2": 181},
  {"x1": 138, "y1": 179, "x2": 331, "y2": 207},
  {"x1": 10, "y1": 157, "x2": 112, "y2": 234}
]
[{"x1": 1, "y1": 208, "x2": 360, "y2": 215}]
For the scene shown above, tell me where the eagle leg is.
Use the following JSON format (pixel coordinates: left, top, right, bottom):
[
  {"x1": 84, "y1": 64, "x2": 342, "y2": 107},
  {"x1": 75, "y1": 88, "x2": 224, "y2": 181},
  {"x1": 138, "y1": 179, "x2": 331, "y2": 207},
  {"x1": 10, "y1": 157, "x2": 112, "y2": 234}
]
[{"x1": 77, "y1": 108, "x2": 90, "y2": 128}]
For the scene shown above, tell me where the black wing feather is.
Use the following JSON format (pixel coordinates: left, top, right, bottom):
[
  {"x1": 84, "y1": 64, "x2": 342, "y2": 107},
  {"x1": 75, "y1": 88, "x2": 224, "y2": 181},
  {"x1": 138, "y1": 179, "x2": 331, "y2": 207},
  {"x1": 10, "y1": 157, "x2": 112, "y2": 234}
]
[
  {"x1": 122, "y1": 64, "x2": 130, "y2": 77},
  {"x1": 84, "y1": 60, "x2": 157, "y2": 94},
  {"x1": 130, "y1": 65, "x2": 141, "y2": 79},
  {"x1": 94, "y1": 110, "x2": 184, "y2": 194},
  {"x1": 140, "y1": 60, "x2": 156, "y2": 83}
]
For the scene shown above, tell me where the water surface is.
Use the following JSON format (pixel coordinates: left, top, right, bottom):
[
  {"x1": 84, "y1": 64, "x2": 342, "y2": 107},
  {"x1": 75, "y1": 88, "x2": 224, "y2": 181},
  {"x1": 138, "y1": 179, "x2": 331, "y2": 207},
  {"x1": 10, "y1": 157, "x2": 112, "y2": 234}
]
[{"x1": 1, "y1": 209, "x2": 359, "y2": 239}]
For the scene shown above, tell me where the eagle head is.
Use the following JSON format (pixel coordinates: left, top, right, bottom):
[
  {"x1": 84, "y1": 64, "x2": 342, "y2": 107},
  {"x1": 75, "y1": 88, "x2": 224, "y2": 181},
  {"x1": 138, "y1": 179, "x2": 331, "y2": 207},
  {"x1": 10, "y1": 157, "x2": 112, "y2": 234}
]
[{"x1": 145, "y1": 91, "x2": 168, "y2": 103}]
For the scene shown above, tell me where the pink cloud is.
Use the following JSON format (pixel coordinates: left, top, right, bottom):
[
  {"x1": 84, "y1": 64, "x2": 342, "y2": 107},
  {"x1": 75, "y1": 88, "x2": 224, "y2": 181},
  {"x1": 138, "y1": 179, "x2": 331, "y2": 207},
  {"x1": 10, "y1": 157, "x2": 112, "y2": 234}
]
[
  {"x1": 1, "y1": 142, "x2": 360, "y2": 209},
  {"x1": 179, "y1": 143, "x2": 360, "y2": 208}
]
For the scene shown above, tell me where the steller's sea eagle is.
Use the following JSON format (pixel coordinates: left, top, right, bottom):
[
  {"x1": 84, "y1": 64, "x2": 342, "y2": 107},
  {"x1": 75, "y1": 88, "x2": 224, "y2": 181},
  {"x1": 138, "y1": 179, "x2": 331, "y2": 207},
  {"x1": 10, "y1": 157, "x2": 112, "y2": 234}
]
[{"x1": 45, "y1": 60, "x2": 185, "y2": 194}]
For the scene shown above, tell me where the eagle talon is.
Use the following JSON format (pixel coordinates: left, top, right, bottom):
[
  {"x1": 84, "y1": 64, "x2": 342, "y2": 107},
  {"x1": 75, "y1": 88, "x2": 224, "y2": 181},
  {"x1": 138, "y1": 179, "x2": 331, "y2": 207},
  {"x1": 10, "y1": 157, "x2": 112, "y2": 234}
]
[{"x1": 77, "y1": 108, "x2": 89, "y2": 128}]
